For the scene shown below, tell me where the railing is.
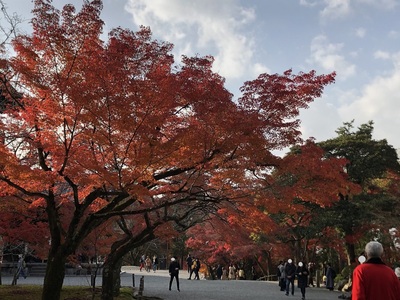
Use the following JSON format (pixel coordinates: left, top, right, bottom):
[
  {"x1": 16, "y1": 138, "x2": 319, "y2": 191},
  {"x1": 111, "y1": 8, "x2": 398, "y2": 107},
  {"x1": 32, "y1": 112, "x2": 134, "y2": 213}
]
[{"x1": 256, "y1": 274, "x2": 279, "y2": 281}]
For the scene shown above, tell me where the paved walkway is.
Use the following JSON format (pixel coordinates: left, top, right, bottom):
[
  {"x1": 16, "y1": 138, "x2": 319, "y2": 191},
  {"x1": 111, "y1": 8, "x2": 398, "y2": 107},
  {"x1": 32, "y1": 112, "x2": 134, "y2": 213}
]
[{"x1": 2, "y1": 266, "x2": 346, "y2": 300}]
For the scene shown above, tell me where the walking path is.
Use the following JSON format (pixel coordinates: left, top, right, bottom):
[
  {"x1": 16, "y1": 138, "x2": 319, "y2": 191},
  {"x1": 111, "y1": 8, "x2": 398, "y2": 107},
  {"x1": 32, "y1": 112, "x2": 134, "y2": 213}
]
[{"x1": 2, "y1": 266, "x2": 346, "y2": 300}]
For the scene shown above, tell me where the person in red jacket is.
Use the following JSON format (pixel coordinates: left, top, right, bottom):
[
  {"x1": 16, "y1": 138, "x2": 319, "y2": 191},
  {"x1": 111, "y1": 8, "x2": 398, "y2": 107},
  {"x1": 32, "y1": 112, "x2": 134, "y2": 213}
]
[{"x1": 352, "y1": 241, "x2": 400, "y2": 300}]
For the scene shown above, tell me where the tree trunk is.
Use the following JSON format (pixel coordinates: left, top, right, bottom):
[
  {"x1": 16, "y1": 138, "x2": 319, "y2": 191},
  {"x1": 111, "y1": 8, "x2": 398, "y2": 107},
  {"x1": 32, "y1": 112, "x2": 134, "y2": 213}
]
[
  {"x1": 264, "y1": 251, "x2": 273, "y2": 280},
  {"x1": 100, "y1": 226, "x2": 156, "y2": 299},
  {"x1": 101, "y1": 256, "x2": 123, "y2": 300},
  {"x1": 253, "y1": 254, "x2": 266, "y2": 279},
  {"x1": 42, "y1": 251, "x2": 66, "y2": 300},
  {"x1": 345, "y1": 242, "x2": 356, "y2": 265}
]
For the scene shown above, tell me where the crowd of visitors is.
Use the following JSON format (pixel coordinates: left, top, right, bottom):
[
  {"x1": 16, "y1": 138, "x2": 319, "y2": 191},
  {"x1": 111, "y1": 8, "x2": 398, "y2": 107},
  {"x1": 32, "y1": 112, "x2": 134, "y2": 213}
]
[
  {"x1": 139, "y1": 254, "x2": 159, "y2": 273},
  {"x1": 276, "y1": 241, "x2": 400, "y2": 300},
  {"x1": 143, "y1": 241, "x2": 400, "y2": 299}
]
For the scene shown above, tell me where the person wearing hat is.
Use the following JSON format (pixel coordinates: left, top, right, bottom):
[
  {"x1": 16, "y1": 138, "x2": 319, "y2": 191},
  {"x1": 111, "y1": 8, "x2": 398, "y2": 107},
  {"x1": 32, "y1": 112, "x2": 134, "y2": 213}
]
[
  {"x1": 352, "y1": 241, "x2": 400, "y2": 299},
  {"x1": 285, "y1": 259, "x2": 296, "y2": 296},
  {"x1": 168, "y1": 256, "x2": 181, "y2": 291}
]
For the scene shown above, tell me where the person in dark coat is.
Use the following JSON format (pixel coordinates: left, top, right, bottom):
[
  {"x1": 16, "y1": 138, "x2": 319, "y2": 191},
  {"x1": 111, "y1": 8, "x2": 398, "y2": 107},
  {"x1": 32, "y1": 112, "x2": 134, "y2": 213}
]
[
  {"x1": 325, "y1": 262, "x2": 336, "y2": 291},
  {"x1": 193, "y1": 257, "x2": 201, "y2": 280},
  {"x1": 285, "y1": 259, "x2": 296, "y2": 296},
  {"x1": 307, "y1": 262, "x2": 315, "y2": 287},
  {"x1": 168, "y1": 257, "x2": 180, "y2": 291},
  {"x1": 296, "y1": 262, "x2": 309, "y2": 300},
  {"x1": 186, "y1": 254, "x2": 193, "y2": 275},
  {"x1": 216, "y1": 264, "x2": 223, "y2": 279}
]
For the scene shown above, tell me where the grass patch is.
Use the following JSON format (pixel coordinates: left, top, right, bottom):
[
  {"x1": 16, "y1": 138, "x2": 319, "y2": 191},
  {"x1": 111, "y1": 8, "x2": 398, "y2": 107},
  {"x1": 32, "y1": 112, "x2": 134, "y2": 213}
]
[{"x1": 0, "y1": 285, "x2": 134, "y2": 300}]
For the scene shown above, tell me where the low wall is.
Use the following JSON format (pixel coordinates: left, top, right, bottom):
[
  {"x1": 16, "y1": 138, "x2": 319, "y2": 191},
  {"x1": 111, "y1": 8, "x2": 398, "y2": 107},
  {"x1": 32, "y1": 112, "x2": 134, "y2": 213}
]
[{"x1": 0, "y1": 262, "x2": 103, "y2": 276}]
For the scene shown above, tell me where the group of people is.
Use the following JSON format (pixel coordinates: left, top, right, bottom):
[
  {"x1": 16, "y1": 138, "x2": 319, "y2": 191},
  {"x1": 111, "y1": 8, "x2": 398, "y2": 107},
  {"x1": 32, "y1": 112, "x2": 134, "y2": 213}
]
[
  {"x1": 277, "y1": 241, "x2": 400, "y2": 300},
  {"x1": 139, "y1": 254, "x2": 158, "y2": 272},
  {"x1": 186, "y1": 254, "x2": 201, "y2": 280},
  {"x1": 214, "y1": 263, "x2": 245, "y2": 280},
  {"x1": 277, "y1": 259, "x2": 311, "y2": 300},
  {"x1": 159, "y1": 240, "x2": 400, "y2": 298},
  {"x1": 169, "y1": 255, "x2": 251, "y2": 292}
]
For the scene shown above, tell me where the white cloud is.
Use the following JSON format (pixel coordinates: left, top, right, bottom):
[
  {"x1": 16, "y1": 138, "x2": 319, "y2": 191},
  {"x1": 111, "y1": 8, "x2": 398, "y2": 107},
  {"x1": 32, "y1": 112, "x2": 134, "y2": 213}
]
[
  {"x1": 308, "y1": 35, "x2": 356, "y2": 80},
  {"x1": 251, "y1": 63, "x2": 271, "y2": 78},
  {"x1": 299, "y1": 0, "x2": 319, "y2": 7},
  {"x1": 338, "y1": 52, "x2": 400, "y2": 148},
  {"x1": 355, "y1": 27, "x2": 366, "y2": 38},
  {"x1": 315, "y1": 0, "x2": 398, "y2": 21},
  {"x1": 388, "y1": 30, "x2": 400, "y2": 39},
  {"x1": 299, "y1": 97, "x2": 342, "y2": 142},
  {"x1": 374, "y1": 50, "x2": 391, "y2": 60},
  {"x1": 320, "y1": 0, "x2": 351, "y2": 20},
  {"x1": 124, "y1": 0, "x2": 257, "y2": 80},
  {"x1": 356, "y1": 0, "x2": 399, "y2": 10}
]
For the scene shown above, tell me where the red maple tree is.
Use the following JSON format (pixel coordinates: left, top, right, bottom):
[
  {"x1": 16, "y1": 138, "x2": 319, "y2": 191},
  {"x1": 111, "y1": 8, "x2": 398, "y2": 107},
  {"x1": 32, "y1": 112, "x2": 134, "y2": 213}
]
[{"x1": 0, "y1": 1, "x2": 335, "y2": 299}]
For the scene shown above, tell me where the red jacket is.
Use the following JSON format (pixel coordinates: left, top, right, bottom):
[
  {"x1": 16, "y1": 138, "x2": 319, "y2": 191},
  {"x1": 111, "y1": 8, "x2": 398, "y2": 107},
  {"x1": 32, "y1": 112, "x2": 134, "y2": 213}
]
[{"x1": 352, "y1": 258, "x2": 400, "y2": 300}]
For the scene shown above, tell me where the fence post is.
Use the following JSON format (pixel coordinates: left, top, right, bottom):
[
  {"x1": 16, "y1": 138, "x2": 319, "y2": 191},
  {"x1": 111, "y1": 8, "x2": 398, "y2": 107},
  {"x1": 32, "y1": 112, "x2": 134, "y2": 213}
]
[
  {"x1": 91, "y1": 274, "x2": 95, "y2": 288},
  {"x1": 132, "y1": 273, "x2": 135, "y2": 287},
  {"x1": 139, "y1": 276, "x2": 144, "y2": 296}
]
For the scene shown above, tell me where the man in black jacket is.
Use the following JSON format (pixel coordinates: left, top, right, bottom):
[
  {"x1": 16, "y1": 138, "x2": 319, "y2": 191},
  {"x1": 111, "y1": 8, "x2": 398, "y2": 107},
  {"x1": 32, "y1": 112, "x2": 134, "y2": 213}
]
[
  {"x1": 169, "y1": 257, "x2": 180, "y2": 291},
  {"x1": 285, "y1": 259, "x2": 296, "y2": 296}
]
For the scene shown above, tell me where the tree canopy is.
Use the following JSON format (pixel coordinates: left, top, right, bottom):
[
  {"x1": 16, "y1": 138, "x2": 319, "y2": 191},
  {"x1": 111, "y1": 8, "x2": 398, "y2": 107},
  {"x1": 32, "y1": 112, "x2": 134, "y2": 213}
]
[
  {"x1": 0, "y1": 1, "x2": 336, "y2": 299},
  {"x1": 318, "y1": 120, "x2": 400, "y2": 264}
]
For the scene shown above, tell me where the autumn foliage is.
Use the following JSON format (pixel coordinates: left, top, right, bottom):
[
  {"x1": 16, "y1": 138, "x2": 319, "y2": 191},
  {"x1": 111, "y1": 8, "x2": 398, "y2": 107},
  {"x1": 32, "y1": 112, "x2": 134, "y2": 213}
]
[{"x1": 0, "y1": 1, "x2": 336, "y2": 299}]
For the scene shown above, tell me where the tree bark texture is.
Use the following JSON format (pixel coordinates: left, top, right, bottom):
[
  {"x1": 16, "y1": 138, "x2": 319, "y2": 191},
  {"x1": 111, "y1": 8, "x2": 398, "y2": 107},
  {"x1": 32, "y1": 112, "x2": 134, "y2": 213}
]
[
  {"x1": 101, "y1": 256, "x2": 123, "y2": 300},
  {"x1": 41, "y1": 251, "x2": 67, "y2": 300}
]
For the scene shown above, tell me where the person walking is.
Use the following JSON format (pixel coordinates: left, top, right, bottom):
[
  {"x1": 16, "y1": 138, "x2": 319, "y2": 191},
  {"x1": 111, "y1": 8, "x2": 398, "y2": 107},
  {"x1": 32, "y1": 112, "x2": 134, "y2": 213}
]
[
  {"x1": 168, "y1": 257, "x2": 180, "y2": 291},
  {"x1": 188, "y1": 257, "x2": 197, "y2": 280},
  {"x1": 186, "y1": 254, "x2": 193, "y2": 275},
  {"x1": 296, "y1": 262, "x2": 309, "y2": 300},
  {"x1": 352, "y1": 241, "x2": 400, "y2": 300},
  {"x1": 193, "y1": 257, "x2": 201, "y2": 280},
  {"x1": 307, "y1": 262, "x2": 315, "y2": 287},
  {"x1": 216, "y1": 264, "x2": 223, "y2": 279},
  {"x1": 277, "y1": 260, "x2": 286, "y2": 291},
  {"x1": 145, "y1": 256, "x2": 152, "y2": 272},
  {"x1": 221, "y1": 267, "x2": 228, "y2": 280},
  {"x1": 139, "y1": 254, "x2": 145, "y2": 271},
  {"x1": 228, "y1": 263, "x2": 236, "y2": 280},
  {"x1": 16, "y1": 255, "x2": 27, "y2": 279},
  {"x1": 152, "y1": 255, "x2": 158, "y2": 272},
  {"x1": 285, "y1": 259, "x2": 296, "y2": 296},
  {"x1": 325, "y1": 262, "x2": 336, "y2": 291}
]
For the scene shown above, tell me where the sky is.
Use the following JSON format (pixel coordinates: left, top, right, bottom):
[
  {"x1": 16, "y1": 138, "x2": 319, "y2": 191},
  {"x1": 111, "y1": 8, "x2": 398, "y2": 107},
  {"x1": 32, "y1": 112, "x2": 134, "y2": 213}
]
[{"x1": 3, "y1": 0, "x2": 400, "y2": 152}]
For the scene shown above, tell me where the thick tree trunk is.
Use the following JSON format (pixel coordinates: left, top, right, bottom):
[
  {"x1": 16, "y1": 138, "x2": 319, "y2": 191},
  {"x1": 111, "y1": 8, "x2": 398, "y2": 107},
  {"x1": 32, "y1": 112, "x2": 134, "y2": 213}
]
[
  {"x1": 100, "y1": 226, "x2": 156, "y2": 299},
  {"x1": 101, "y1": 256, "x2": 123, "y2": 300},
  {"x1": 42, "y1": 251, "x2": 67, "y2": 300},
  {"x1": 345, "y1": 242, "x2": 356, "y2": 265}
]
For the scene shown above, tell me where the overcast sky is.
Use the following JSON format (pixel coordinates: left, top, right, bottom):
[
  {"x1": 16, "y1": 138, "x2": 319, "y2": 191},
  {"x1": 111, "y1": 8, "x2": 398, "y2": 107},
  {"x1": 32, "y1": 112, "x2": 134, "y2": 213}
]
[{"x1": 4, "y1": 0, "x2": 400, "y2": 151}]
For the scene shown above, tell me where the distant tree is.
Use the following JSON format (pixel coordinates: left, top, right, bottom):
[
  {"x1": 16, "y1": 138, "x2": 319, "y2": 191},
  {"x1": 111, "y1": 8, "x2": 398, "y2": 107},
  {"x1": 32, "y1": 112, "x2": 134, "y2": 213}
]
[
  {"x1": 318, "y1": 120, "x2": 400, "y2": 264},
  {"x1": 186, "y1": 141, "x2": 358, "y2": 274},
  {"x1": 0, "y1": 0, "x2": 23, "y2": 114},
  {"x1": 264, "y1": 141, "x2": 360, "y2": 263}
]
